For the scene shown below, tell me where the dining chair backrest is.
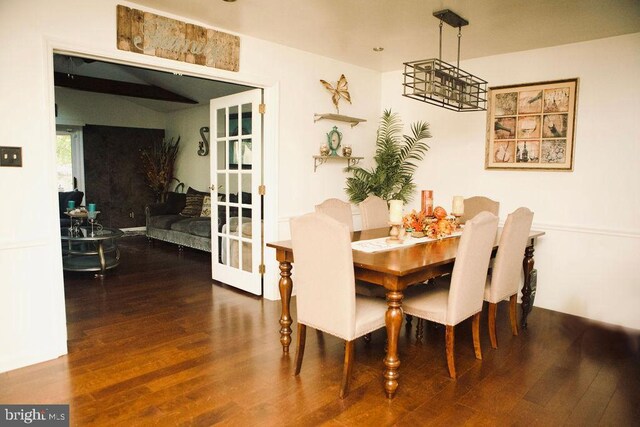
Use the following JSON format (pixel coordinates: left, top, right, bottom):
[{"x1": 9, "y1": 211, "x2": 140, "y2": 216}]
[
  {"x1": 461, "y1": 196, "x2": 500, "y2": 224},
  {"x1": 446, "y1": 211, "x2": 499, "y2": 325},
  {"x1": 488, "y1": 207, "x2": 534, "y2": 303},
  {"x1": 290, "y1": 212, "x2": 357, "y2": 340},
  {"x1": 315, "y1": 198, "x2": 354, "y2": 231},
  {"x1": 359, "y1": 195, "x2": 389, "y2": 230}
]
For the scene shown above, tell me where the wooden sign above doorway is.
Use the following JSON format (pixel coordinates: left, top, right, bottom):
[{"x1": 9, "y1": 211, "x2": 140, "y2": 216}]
[{"x1": 116, "y1": 5, "x2": 240, "y2": 72}]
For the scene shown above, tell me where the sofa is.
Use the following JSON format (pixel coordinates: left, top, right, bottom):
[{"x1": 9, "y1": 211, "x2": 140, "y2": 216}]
[
  {"x1": 59, "y1": 190, "x2": 84, "y2": 227},
  {"x1": 145, "y1": 188, "x2": 252, "y2": 255}
]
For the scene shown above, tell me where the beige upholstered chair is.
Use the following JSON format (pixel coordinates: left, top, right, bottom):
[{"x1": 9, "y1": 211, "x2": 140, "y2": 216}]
[
  {"x1": 402, "y1": 211, "x2": 499, "y2": 379},
  {"x1": 315, "y1": 198, "x2": 354, "y2": 231},
  {"x1": 290, "y1": 212, "x2": 387, "y2": 398},
  {"x1": 484, "y1": 207, "x2": 534, "y2": 349},
  {"x1": 359, "y1": 195, "x2": 389, "y2": 230},
  {"x1": 460, "y1": 196, "x2": 500, "y2": 224},
  {"x1": 356, "y1": 195, "x2": 391, "y2": 298},
  {"x1": 316, "y1": 197, "x2": 383, "y2": 298}
]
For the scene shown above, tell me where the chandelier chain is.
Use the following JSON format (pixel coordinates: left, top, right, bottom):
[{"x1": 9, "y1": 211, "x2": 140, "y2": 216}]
[
  {"x1": 438, "y1": 20, "x2": 443, "y2": 61},
  {"x1": 457, "y1": 26, "x2": 462, "y2": 72}
]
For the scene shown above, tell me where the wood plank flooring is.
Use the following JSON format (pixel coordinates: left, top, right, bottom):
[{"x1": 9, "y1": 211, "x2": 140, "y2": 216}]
[{"x1": 1, "y1": 236, "x2": 638, "y2": 426}]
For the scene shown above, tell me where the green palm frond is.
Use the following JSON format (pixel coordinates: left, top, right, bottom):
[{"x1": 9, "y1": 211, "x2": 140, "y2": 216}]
[{"x1": 344, "y1": 110, "x2": 431, "y2": 204}]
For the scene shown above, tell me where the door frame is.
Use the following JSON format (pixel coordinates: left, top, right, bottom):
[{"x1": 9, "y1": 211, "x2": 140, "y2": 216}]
[{"x1": 44, "y1": 39, "x2": 281, "y2": 297}]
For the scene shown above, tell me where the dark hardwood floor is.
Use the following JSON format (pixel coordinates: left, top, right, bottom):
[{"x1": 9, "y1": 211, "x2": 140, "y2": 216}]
[{"x1": 1, "y1": 236, "x2": 638, "y2": 426}]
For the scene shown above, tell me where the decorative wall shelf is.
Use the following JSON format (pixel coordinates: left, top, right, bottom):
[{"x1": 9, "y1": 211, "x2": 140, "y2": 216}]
[
  {"x1": 313, "y1": 113, "x2": 367, "y2": 128},
  {"x1": 313, "y1": 155, "x2": 363, "y2": 172}
]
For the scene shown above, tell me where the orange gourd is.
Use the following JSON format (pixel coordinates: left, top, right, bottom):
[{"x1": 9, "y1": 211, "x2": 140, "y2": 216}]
[{"x1": 433, "y1": 206, "x2": 447, "y2": 220}]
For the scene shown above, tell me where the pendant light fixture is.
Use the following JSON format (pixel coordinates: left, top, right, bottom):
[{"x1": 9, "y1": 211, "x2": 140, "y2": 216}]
[{"x1": 403, "y1": 9, "x2": 487, "y2": 112}]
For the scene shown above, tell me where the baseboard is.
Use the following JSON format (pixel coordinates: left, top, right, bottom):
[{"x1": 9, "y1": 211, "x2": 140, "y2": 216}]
[{"x1": 0, "y1": 345, "x2": 67, "y2": 374}]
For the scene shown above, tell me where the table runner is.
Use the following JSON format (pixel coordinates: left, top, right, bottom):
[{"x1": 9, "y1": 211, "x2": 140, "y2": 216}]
[{"x1": 352, "y1": 230, "x2": 462, "y2": 253}]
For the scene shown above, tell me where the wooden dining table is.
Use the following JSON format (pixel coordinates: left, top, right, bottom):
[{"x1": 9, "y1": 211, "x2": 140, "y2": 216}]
[{"x1": 267, "y1": 227, "x2": 545, "y2": 399}]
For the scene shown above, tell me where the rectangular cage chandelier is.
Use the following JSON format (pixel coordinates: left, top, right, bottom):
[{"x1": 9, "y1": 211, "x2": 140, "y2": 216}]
[{"x1": 403, "y1": 9, "x2": 487, "y2": 112}]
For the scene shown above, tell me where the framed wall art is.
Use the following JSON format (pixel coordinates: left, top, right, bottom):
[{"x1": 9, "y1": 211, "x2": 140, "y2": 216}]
[{"x1": 485, "y1": 78, "x2": 578, "y2": 171}]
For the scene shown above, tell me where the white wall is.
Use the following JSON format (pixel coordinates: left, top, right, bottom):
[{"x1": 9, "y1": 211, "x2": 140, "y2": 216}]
[
  {"x1": 240, "y1": 36, "x2": 381, "y2": 226},
  {"x1": 165, "y1": 104, "x2": 211, "y2": 192},
  {"x1": 380, "y1": 33, "x2": 640, "y2": 329},
  {"x1": 0, "y1": 0, "x2": 380, "y2": 372},
  {"x1": 55, "y1": 87, "x2": 166, "y2": 129}
]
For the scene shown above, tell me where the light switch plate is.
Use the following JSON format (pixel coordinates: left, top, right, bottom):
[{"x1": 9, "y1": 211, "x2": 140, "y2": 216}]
[{"x1": 0, "y1": 146, "x2": 22, "y2": 167}]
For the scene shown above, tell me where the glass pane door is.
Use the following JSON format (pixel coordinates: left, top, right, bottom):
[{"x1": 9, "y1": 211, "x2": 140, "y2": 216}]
[{"x1": 210, "y1": 89, "x2": 262, "y2": 295}]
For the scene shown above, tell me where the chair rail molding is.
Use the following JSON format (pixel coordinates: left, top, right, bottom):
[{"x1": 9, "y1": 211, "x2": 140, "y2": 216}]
[
  {"x1": 0, "y1": 239, "x2": 50, "y2": 251},
  {"x1": 532, "y1": 222, "x2": 640, "y2": 239}
]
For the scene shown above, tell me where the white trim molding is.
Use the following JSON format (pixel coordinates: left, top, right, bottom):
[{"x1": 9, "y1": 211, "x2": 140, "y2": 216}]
[
  {"x1": 0, "y1": 239, "x2": 49, "y2": 251},
  {"x1": 532, "y1": 222, "x2": 640, "y2": 239},
  {"x1": 277, "y1": 217, "x2": 640, "y2": 240}
]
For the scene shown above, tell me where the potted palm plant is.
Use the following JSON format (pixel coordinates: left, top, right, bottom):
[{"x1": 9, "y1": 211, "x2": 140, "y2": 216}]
[{"x1": 345, "y1": 110, "x2": 431, "y2": 203}]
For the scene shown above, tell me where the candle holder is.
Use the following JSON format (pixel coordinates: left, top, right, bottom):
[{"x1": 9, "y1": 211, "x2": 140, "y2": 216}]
[
  {"x1": 386, "y1": 222, "x2": 406, "y2": 244},
  {"x1": 87, "y1": 210, "x2": 102, "y2": 237},
  {"x1": 65, "y1": 210, "x2": 84, "y2": 236},
  {"x1": 451, "y1": 196, "x2": 464, "y2": 220},
  {"x1": 451, "y1": 214, "x2": 462, "y2": 231}
]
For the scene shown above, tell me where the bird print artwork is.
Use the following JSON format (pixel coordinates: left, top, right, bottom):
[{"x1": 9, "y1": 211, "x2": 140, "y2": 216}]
[{"x1": 320, "y1": 74, "x2": 351, "y2": 114}]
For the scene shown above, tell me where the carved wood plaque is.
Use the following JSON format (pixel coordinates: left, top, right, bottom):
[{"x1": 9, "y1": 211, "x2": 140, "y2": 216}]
[{"x1": 116, "y1": 5, "x2": 240, "y2": 72}]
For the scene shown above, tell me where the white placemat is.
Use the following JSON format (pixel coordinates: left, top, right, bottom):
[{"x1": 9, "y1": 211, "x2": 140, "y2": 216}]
[{"x1": 352, "y1": 231, "x2": 462, "y2": 253}]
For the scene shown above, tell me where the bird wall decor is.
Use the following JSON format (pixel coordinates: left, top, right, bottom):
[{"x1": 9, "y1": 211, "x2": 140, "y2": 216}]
[{"x1": 320, "y1": 74, "x2": 351, "y2": 114}]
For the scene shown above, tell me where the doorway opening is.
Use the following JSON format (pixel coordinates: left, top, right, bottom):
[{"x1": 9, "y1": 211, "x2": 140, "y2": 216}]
[{"x1": 53, "y1": 52, "x2": 267, "y2": 295}]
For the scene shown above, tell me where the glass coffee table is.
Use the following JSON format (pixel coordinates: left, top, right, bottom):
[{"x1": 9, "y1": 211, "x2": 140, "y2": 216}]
[{"x1": 61, "y1": 226, "x2": 124, "y2": 278}]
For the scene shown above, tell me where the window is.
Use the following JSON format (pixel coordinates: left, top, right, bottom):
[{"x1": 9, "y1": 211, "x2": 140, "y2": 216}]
[
  {"x1": 56, "y1": 133, "x2": 73, "y2": 191},
  {"x1": 55, "y1": 126, "x2": 85, "y2": 193}
]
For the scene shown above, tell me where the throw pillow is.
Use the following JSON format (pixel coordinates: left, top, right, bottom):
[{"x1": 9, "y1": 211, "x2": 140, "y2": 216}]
[
  {"x1": 187, "y1": 186, "x2": 208, "y2": 197},
  {"x1": 165, "y1": 192, "x2": 187, "y2": 214},
  {"x1": 200, "y1": 195, "x2": 212, "y2": 217},
  {"x1": 180, "y1": 193, "x2": 204, "y2": 217}
]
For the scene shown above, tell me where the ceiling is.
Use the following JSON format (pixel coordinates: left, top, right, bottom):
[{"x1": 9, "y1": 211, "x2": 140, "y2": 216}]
[
  {"x1": 53, "y1": 54, "x2": 253, "y2": 113},
  {"x1": 133, "y1": 0, "x2": 640, "y2": 72},
  {"x1": 54, "y1": 1, "x2": 640, "y2": 112}
]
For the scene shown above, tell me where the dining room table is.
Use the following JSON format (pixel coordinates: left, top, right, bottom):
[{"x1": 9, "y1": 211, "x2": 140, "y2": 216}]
[{"x1": 267, "y1": 226, "x2": 545, "y2": 399}]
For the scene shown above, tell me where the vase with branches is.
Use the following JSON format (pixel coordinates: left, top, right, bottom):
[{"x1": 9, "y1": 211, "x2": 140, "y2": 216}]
[
  {"x1": 345, "y1": 110, "x2": 431, "y2": 204},
  {"x1": 140, "y1": 136, "x2": 180, "y2": 202}
]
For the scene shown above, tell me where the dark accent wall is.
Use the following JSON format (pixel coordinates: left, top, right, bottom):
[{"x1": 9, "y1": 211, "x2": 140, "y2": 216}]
[{"x1": 83, "y1": 124, "x2": 164, "y2": 229}]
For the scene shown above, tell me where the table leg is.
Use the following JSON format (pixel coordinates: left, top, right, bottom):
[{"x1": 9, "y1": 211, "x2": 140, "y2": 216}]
[
  {"x1": 383, "y1": 290, "x2": 403, "y2": 399},
  {"x1": 278, "y1": 260, "x2": 293, "y2": 354},
  {"x1": 96, "y1": 241, "x2": 106, "y2": 278},
  {"x1": 521, "y1": 243, "x2": 535, "y2": 329}
]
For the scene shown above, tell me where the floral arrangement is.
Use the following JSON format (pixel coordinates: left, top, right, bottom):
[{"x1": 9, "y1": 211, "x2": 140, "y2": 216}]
[
  {"x1": 403, "y1": 206, "x2": 458, "y2": 239},
  {"x1": 140, "y1": 136, "x2": 180, "y2": 202},
  {"x1": 403, "y1": 209, "x2": 428, "y2": 233}
]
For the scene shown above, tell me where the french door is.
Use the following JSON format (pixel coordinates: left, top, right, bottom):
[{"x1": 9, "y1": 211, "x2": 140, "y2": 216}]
[{"x1": 210, "y1": 89, "x2": 263, "y2": 295}]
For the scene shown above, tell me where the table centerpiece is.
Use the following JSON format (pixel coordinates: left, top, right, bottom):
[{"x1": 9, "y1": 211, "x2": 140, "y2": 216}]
[{"x1": 403, "y1": 205, "x2": 460, "y2": 239}]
